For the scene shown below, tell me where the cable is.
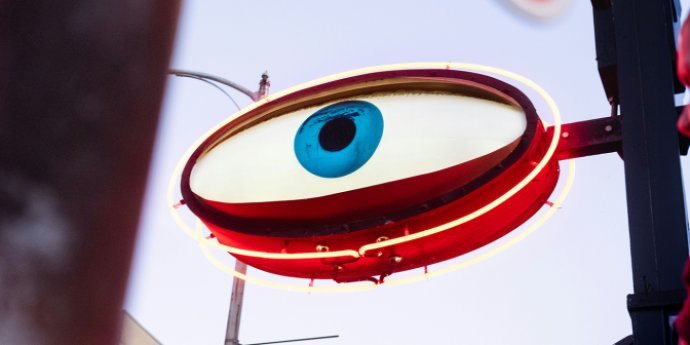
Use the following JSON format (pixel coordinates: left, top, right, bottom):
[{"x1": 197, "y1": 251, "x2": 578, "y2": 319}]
[
  {"x1": 243, "y1": 335, "x2": 339, "y2": 345},
  {"x1": 169, "y1": 69, "x2": 259, "y2": 101},
  {"x1": 172, "y1": 74, "x2": 241, "y2": 111}
]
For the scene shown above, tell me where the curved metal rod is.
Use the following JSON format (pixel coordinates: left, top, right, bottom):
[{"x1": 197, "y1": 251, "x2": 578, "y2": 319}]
[
  {"x1": 243, "y1": 335, "x2": 339, "y2": 345},
  {"x1": 174, "y1": 74, "x2": 241, "y2": 110},
  {"x1": 169, "y1": 69, "x2": 259, "y2": 101}
]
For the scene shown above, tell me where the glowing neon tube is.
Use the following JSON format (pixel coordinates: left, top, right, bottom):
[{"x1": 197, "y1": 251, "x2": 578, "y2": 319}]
[
  {"x1": 170, "y1": 62, "x2": 562, "y2": 261},
  {"x1": 197, "y1": 159, "x2": 575, "y2": 292}
]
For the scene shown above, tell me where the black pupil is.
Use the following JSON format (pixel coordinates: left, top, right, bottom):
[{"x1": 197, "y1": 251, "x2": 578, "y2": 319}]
[{"x1": 318, "y1": 117, "x2": 357, "y2": 152}]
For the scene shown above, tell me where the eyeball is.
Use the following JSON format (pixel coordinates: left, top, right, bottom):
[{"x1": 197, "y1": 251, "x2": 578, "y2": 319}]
[
  {"x1": 294, "y1": 100, "x2": 384, "y2": 178},
  {"x1": 181, "y1": 68, "x2": 559, "y2": 281}
]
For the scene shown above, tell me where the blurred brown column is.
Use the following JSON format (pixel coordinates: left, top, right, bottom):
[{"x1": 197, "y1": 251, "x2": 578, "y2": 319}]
[{"x1": 0, "y1": 1, "x2": 180, "y2": 344}]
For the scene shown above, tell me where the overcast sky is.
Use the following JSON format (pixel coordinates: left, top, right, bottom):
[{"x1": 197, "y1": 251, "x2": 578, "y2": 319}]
[{"x1": 125, "y1": 1, "x2": 690, "y2": 344}]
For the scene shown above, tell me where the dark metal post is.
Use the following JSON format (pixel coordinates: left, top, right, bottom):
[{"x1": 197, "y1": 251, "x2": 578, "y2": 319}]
[
  {"x1": 0, "y1": 1, "x2": 179, "y2": 344},
  {"x1": 612, "y1": 0, "x2": 689, "y2": 343}
]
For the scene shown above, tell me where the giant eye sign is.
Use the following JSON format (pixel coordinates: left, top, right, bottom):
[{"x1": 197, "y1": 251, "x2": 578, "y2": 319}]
[{"x1": 172, "y1": 64, "x2": 573, "y2": 285}]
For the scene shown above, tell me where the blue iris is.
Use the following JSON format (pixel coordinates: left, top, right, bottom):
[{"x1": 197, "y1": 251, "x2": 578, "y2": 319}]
[{"x1": 294, "y1": 100, "x2": 384, "y2": 178}]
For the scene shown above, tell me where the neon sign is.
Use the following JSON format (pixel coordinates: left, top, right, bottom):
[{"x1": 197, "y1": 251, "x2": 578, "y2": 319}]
[{"x1": 172, "y1": 63, "x2": 565, "y2": 284}]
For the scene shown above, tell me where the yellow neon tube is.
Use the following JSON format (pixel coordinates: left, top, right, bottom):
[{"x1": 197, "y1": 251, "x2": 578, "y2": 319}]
[
  {"x1": 358, "y1": 65, "x2": 561, "y2": 256},
  {"x1": 194, "y1": 220, "x2": 361, "y2": 260},
  {"x1": 197, "y1": 159, "x2": 575, "y2": 292},
  {"x1": 195, "y1": 222, "x2": 377, "y2": 293},
  {"x1": 385, "y1": 158, "x2": 576, "y2": 287}
]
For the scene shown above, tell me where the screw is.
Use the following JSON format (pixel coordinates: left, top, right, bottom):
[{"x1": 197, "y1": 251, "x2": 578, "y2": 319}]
[
  {"x1": 561, "y1": 132, "x2": 570, "y2": 139},
  {"x1": 390, "y1": 255, "x2": 402, "y2": 264},
  {"x1": 315, "y1": 244, "x2": 329, "y2": 252},
  {"x1": 376, "y1": 236, "x2": 389, "y2": 243},
  {"x1": 604, "y1": 125, "x2": 613, "y2": 132}
]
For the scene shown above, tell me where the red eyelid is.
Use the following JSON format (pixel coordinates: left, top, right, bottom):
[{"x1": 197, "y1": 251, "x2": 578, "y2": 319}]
[
  {"x1": 201, "y1": 140, "x2": 519, "y2": 229},
  {"x1": 202, "y1": 126, "x2": 557, "y2": 280}
]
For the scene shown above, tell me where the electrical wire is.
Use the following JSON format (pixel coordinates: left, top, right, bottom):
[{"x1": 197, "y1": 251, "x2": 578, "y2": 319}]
[
  {"x1": 169, "y1": 73, "x2": 241, "y2": 111},
  {"x1": 169, "y1": 69, "x2": 259, "y2": 101},
  {"x1": 242, "y1": 335, "x2": 339, "y2": 345}
]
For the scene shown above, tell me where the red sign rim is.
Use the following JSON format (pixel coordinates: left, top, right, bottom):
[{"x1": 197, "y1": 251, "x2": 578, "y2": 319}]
[{"x1": 180, "y1": 69, "x2": 541, "y2": 237}]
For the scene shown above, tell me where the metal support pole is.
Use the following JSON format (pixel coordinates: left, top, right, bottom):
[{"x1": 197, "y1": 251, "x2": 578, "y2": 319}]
[
  {"x1": 225, "y1": 261, "x2": 247, "y2": 345},
  {"x1": 223, "y1": 72, "x2": 269, "y2": 345},
  {"x1": 0, "y1": 1, "x2": 180, "y2": 344},
  {"x1": 612, "y1": 0, "x2": 689, "y2": 343}
]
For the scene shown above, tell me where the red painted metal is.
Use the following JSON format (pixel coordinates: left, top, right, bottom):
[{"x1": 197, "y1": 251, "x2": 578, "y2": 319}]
[
  {"x1": 547, "y1": 116, "x2": 622, "y2": 160},
  {"x1": 203, "y1": 142, "x2": 517, "y2": 228}
]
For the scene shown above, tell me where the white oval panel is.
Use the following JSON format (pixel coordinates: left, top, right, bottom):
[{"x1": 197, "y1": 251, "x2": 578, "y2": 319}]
[{"x1": 190, "y1": 91, "x2": 527, "y2": 203}]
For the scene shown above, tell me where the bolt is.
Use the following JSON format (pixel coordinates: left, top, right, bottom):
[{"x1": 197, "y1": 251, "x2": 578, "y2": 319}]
[
  {"x1": 376, "y1": 236, "x2": 389, "y2": 243},
  {"x1": 604, "y1": 125, "x2": 613, "y2": 132},
  {"x1": 315, "y1": 244, "x2": 329, "y2": 252},
  {"x1": 561, "y1": 131, "x2": 570, "y2": 139},
  {"x1": 335, "y1": 265, "x2": 344, "y2": 272},
  {"x1": 390, "y1": 255, "x2": 402, "y2": 264}
]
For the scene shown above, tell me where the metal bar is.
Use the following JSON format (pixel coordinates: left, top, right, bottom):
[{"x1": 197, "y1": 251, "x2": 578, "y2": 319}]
[
  {"x1": 547, "y1": 108, "x2": 690, "y2": 161},
  {"x1": 170, "y1": 69, "x2": 259, "y2": 101},
  {"x1": 225, "y1": 261, "x2": 247, "y2": 345},
  {"x1": 170, "y1": 74, "x2": 241, "y2": 110},
  {"x1": 548, "y1": 116, "x2": 622, "y2": 160},
  {"x1": 224, "y1": 73, "x2": 269, "y2": 345},
  {"x1": 0, "y1": 1, "x2": 180, "y2": 344},
  {"x1": 244, "y1": 335, "x2": 340, "y2": 345},
  {"x1": 612, "y1": 0, "x2": 689, "y2": 344}
]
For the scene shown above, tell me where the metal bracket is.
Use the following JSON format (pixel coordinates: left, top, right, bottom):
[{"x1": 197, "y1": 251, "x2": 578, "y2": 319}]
[
  {"x1": 627, "y1": 290, "x2": 687, "y2": 312},
  {"x1": 549, "y1": 105, "x2": 689, "y2": 160},
  {"x1": 549, "y1": 116, "x2": 622, "y2": 160}
]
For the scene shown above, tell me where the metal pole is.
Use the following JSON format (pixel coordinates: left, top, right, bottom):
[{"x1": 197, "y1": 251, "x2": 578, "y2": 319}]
[
  {"x1": 244, "y1": 335, "x2": 340, "y2": 345},
  {"x1": 224, "y1": 72, "x2": 270, "y2": 345},
  {"x1": 170, "y1": 69, "x2": 260, "y2": 101},
  {"x1": 0, "y1": 1, "x2": 180, "y2": 344},
  {"x1": 225, "y1": 261, "x2": 248, "y2": 345},
  {"x1": 612, "y1": 0, "x2": 689, "y2": 344}
]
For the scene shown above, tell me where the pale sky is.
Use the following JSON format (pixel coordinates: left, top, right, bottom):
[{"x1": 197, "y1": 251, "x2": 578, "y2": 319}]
[{"x1": 125, "y1": 1, "x2": 690, "y2": 344}]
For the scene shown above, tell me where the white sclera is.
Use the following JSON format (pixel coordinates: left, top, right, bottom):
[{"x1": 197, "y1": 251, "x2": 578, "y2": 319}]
[{"x1": 190, "y1": 91, "x2": 527, "y2": 203}]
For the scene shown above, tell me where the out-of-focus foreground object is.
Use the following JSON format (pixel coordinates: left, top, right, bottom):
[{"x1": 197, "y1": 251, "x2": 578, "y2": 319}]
[
  {"x1": 0, "y1": 1, "x2": 179, "y2": 344},
  {"x1": 677, "y1": 14, "x2": 690, "y2": 137}
]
